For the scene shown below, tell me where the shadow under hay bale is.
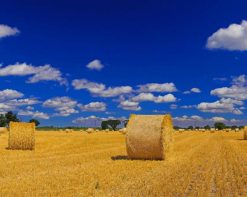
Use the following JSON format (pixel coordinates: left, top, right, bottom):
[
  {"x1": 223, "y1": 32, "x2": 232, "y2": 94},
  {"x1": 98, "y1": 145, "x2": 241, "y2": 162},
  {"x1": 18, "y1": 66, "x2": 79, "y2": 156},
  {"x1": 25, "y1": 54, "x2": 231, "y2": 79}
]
[
  {"x1": 111, "y1": 155, "x2": 129, "y2": 160},
  {"x1": 126, "y1": 114, "x2": 174, "y2": 160},
  {"x1": 8, "y1": 122, "x2": 35, "y2": 150},
  {"x1": 243, "y1": 126, "x2": 247, "y2": 140}
]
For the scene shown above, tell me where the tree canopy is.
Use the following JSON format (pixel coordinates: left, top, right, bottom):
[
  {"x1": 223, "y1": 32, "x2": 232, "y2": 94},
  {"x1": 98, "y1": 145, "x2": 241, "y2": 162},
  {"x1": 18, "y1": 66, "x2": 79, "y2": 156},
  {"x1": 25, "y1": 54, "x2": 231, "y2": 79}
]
[
  {"x1": 214, "y1": 122, "x2": 226, "y2": 130},
  {"x1": 101, "y1": 119, "x2": 121, "y2": 130},
  {"x1": 3, "y1": 111, "x2": 20, "y2": 126},
  {"x1": 29, "y1": 119, "x2": 40, "y2": 126}
]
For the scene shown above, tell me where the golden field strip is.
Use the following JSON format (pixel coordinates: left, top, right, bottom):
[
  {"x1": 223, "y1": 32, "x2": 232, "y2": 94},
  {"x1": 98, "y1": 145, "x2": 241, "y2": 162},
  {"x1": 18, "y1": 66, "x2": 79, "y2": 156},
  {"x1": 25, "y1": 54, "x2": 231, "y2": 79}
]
[{"x1": 1, "y1": 131, "x2": 247, "y2": 196}]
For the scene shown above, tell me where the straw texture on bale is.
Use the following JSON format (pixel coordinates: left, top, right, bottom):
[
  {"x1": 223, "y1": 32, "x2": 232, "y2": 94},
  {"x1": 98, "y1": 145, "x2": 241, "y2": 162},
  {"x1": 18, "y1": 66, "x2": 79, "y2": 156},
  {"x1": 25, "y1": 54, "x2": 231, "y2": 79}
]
[
  {"x1": 243, "y1": 126, "x2": 247, "y2": 140},
  {"x1": 8, "y1": 122, "x2": 35, "y2": 150},
  {"x1": 126, "y1": 114, "x2": 174, "y2": 160}
]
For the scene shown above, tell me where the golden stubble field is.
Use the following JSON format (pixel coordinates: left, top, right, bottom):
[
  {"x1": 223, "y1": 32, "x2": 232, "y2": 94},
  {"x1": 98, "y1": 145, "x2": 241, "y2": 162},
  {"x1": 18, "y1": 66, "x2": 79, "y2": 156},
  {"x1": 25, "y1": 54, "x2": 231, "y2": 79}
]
[{"x1": 1, "y1": 130, "x2": 247, "y2": 196}]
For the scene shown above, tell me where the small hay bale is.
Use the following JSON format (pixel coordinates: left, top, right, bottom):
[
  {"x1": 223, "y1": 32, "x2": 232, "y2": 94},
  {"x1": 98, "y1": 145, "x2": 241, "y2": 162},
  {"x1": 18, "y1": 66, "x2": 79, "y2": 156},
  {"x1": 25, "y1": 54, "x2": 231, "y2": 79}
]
[
  {"x1": 119, "y1": 128, "x2": 127, "y2": 134},
  {"x1": 86, "y1": 128, "x2": 94, "y2": 134},
  {"x1": 126, "y1": 114, "x2": 174, "y2": 160},
  {"x1": 0, "y1": 127, "x2": 8, "y2": 133},
  {"x1": 8, "y1": 122, "x2": 35, "y2": 150},
  {"x1": 65, "y1": 129, "x2": 72, "y2": 133},
  {"x1": 243, "y1": 126, "x2": 247, "y2": 140}
]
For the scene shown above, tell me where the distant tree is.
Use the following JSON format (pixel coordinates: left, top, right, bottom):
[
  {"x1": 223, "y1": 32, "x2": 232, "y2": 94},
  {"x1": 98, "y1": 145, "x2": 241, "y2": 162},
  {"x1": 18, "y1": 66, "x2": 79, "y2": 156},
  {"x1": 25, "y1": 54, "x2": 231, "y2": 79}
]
[
  {"x1": 29, "y1": 119, "x2": 40, "y2": 126},
  {"x1": 231, "y1": 125, "x2": 238, "y2": 130},
  {"x1": 123, "y1": 120, "x2": 129, "y2": 128},
  {"x1": 5, "y1": 111, "x2": 19, "y2": 126},
  {"x1": 195, "y1": 126, "x2": 200, "y2": 130},
  {"x1": 0, "y1": 114, "x2": 7, "y2": 127},
  {"x1": 239, "y1": 126, "x2": 244, "y2": 130},
  {"x1": 101, "y1": 120, "x2": 121, "y2": 130},
  {"x1": 174, "y1": 126, "x2": 181, "y2": 130},
  {"x1": 214, "y1": 122, "x2": 226, "y2": 130},
  {"x1": 106, "y1": 120, "x2": 121, "y2": 130},
  {"x1": 187, "y1": 126, "x2": 193, "y2": 130},
  {"x1": 101, "y1": 121, "x2": 109, "y2": 130},
  {"x1": 204, "y1": 125, "x2": 211, "y2": 130}
]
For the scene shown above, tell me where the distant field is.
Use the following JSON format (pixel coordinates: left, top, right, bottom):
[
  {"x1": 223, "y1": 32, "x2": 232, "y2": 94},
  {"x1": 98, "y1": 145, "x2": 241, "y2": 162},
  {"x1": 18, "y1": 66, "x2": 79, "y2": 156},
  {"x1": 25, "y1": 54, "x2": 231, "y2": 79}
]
[{"x1": 0, "y1": 131, "x2": 247, "y2": 196}]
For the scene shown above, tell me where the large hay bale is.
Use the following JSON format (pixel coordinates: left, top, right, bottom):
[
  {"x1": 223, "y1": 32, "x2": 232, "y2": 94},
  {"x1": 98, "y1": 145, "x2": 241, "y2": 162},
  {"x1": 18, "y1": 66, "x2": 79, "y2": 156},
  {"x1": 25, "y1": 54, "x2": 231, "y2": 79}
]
[
  {"x1": 8, "y1": 122, "x2": 35, "y2": 150},
  {"x1": 243, "y1": 126, "x2": 247, "y2": 140},
  {"x1": 126, "y1": 114, "x2": 174, "y2": 160}
]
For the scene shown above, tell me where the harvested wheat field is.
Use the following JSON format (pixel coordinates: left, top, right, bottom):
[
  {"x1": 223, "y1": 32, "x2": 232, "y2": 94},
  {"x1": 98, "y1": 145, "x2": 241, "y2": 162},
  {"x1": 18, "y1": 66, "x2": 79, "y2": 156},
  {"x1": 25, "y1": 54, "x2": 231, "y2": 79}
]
[{"x1": 1, "y1": 131, "x2": 247, "y2": 196}]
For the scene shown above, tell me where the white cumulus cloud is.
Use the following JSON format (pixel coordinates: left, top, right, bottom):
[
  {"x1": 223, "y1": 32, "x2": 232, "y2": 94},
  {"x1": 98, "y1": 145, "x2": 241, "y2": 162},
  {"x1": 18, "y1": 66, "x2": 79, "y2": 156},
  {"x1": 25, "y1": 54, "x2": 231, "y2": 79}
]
[
  {"x1": 78, "y1": 102, "x2": 106, "y2": 112},
  {"x1": 207, "y1": 20, "x2": 247, "y2": 51},
  {"x1": 191, "y1": 88, "x2": 201, "y2": 93},
  {"x1": 131, "y1": 92, "x2": 176, "y2": 103},
  {"x1": 0, "y1": 63, "x2": 67, "y2": 85},
  {"x1": 211, "y1": 75, "x2": 247, "y2": 100},
  {"x1": 43, "y1": 97, "x2": 78, "y2": 117},
  {"x1": 0, "y1": 24, "x2": 20, "y2": 38},
  {"x1": 118, "y1": 100, "x2": 141, "y2": 111},
  {"x1": 0, "y1": 89, "x2": 40, "y2": 114},
  {"x1": 197, "y1": 98, "x2": 243, "y2": 115},
  {"x1": 137, "y1": 83, "x2": 177, "y2": 93},
  {"x1": 86, "y1": 59, "x2": 104, "y2": 70},
  {"x1": 184, "y1": 88, "x2": 201, "y2": 94},
  {"x1": 72, "y1": 79, "x2": 132, "y2": 97},
  {"x1": 18, "y1": 109, "x2": 49, "y2": 119},
  {"x1": 0, "y1": 89, "x2": 23, "y2": 101}
]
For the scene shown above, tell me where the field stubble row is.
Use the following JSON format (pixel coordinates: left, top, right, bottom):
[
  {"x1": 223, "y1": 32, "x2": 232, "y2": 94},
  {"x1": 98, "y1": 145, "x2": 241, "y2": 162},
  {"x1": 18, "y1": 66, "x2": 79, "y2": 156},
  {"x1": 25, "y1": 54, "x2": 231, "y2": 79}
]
[{"x1": 0, "y1": 131, "x2": 247, "y2": 196}]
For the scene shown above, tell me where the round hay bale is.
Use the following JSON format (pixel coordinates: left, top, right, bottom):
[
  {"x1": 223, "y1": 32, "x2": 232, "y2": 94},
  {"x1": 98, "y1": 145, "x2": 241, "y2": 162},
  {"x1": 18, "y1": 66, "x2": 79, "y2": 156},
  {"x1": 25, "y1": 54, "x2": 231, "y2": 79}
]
[
  {"x1": 119, "y1": 128, "x2": 127, "y2": 134},
  {"x1": 243, "y1": 126, "x2": 247, "y2": 140},
  {"x1": 126, "y1": 114, "x2": 174, "y2": 160},
  {"x1": 8, "y1": 122, "x2": 35, "y2": 150},
  {"x1": 65, "y1": 129, "x2": 72, "y2": 133},
  {"x1": 0, "y1": 127, "x2": 8, "y2": 133},
  {"x1": 86, "y1": 128, "x2": 94, "y2": 134}
]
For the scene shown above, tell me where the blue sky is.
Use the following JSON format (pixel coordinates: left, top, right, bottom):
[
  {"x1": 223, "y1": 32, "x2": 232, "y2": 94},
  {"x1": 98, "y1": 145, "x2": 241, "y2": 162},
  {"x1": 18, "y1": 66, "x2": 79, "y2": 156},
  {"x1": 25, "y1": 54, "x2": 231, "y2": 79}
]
[{"x1": 0, "y1": 0, "x2": 247, "y2": 127}]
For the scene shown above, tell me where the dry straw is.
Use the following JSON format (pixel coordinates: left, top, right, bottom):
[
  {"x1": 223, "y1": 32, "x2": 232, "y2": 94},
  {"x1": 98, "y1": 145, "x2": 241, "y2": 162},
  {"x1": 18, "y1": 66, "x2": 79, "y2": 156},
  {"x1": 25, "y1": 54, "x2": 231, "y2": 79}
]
[
  {"x1": 8, "y1": 122, "x2": 35, "y2": 150},
  {"x1": 243, "y1": 126, "x2": 247, "y2": 140},
  {"x1": 126, "y1": 114, "x2": 174, "y2": 160}
]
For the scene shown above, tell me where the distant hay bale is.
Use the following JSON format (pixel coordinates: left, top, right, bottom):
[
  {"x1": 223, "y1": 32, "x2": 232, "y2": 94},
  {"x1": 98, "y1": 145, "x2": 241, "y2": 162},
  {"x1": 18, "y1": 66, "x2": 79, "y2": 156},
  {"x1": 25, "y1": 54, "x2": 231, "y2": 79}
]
[
  {"x1": 65, "y1": 129, "x2": 72, "y2": 133},
  {"x1": 126, "y1": 114, "x2": 174, "y2": 160},
  {"x1": 8, "y1": 122, "x2": 35, "y2": 150},
  {"x1": 0, "y1": 127, "x2": 8, "y2": 133},
  {"x1": 243, "y1": 126, "x2": 247, "y2": 140},
  {"x1": 119, "y1": 128, "x2": 127, "y2": 134},
  {"x1": 86, "y1": 128, "x2": 94, "y2": 134}
]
